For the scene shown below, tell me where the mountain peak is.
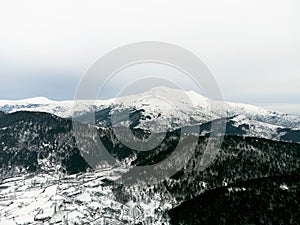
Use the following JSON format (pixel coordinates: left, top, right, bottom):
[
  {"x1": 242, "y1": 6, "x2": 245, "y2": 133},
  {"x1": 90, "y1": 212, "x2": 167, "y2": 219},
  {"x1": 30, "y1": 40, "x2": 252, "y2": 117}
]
[
  {"x1": 0, "y1": 96, "x2": 54, "y2": 106},
  {"x1": 21, "y1": 96, "x2": 53, "y2": 104}
]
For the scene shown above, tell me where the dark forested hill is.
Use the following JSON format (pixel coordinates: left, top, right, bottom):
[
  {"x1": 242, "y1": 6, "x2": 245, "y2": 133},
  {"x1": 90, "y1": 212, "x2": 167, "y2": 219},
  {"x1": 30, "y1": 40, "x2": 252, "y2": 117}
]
[
  {"x1": 0, "y1": 111, "x2": 89, "y2": 177},
  {"x1": 168, "y1": 175, "x2": 300, "y2": 225}
]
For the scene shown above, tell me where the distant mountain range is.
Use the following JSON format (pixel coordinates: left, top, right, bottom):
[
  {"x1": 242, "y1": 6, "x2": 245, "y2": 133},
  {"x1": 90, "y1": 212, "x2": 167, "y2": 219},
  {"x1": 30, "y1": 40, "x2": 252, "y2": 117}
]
[{"x1": 1, "y1": 86, "x2": 300, "y2": 143}]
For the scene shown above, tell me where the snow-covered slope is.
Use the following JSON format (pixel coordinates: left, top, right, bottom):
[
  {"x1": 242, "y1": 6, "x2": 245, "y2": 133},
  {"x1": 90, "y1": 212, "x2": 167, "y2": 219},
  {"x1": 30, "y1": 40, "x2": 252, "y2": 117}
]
[
  {"x1": 1, "y1": 86, "x2": 300, "y2": 133},
  {"x1": 0, "y1": 97, "x2": 115, "y2": 118},
  {"x1": 0, "y1": 169, "x2": 172, "y2": 224}
]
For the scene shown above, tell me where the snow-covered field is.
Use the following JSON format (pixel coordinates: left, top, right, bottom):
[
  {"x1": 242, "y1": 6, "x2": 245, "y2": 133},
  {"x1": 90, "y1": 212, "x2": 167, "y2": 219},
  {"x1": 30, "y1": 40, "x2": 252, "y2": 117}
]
[{"x1": 0, "y1": 168, "x2": 172, "y2": 225}]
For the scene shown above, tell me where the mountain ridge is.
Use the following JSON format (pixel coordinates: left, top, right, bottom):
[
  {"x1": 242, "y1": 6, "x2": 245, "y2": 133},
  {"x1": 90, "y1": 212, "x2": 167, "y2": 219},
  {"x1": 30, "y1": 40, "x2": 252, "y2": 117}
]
[{"x1": 1, "y1": 86, "x2": 300, "y2": 143}]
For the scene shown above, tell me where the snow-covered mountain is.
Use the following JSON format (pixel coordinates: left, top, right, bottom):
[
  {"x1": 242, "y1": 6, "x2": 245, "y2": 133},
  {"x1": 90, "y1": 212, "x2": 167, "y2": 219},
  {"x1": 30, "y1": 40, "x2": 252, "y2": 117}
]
[
  {"x1": 1, "y1": 87, "x2": 300, "y2": 224},
  {"x1": 1, "y1": 86, "x2": 300, "y2": 142}
]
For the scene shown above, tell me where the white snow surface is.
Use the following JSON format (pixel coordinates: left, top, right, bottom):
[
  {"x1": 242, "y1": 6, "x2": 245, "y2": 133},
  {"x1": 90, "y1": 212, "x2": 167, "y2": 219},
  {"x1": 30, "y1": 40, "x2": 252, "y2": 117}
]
[{"x1": 0, "y1": 168, "x2": 172, "y2": 225}]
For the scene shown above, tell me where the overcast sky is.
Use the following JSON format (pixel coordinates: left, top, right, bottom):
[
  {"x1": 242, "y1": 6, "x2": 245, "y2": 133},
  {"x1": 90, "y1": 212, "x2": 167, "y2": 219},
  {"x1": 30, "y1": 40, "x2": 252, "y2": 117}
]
[{"x1": 0, "y1": 0, "x2": 299, "y2": 114}]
